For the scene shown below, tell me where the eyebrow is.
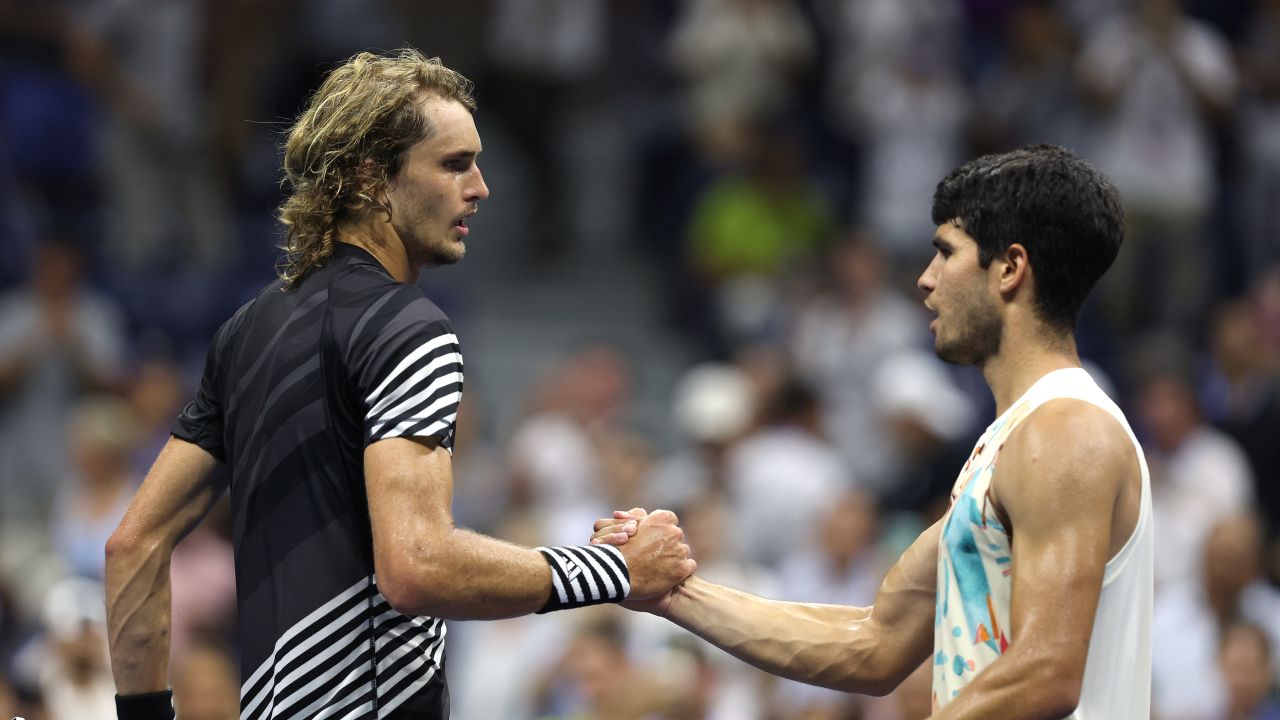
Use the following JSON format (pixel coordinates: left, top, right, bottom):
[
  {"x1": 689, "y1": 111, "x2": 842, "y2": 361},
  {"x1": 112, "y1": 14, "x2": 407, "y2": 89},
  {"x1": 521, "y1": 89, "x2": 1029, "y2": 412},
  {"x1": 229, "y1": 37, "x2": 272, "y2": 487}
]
[
  {"x1": 441, "y1": 149, "x2": 479, "y2": 161},
  {"x1": 932, "y1": 238, "x2": 952, "y2": 252}
]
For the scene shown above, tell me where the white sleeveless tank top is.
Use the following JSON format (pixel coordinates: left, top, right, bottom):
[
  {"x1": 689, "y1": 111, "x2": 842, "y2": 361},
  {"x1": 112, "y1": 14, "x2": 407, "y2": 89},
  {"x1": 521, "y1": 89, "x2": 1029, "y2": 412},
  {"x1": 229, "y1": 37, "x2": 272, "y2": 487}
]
[{"x1": 932, "y1": 367, "x2": 1152, "y2": 718}]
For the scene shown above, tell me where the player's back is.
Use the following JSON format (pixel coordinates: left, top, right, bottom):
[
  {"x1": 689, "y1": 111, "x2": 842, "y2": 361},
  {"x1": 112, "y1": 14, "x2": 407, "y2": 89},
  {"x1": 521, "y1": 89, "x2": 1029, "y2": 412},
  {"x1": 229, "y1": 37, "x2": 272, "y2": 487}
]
[{"x1": 173, "y1": 243, "x2": 463, "y2": 719}]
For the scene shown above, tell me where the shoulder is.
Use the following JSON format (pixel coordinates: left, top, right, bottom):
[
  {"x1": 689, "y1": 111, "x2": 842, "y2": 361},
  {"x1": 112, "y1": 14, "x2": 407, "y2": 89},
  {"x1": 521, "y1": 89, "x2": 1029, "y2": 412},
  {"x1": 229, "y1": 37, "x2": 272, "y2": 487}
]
[
  {"x1": 1006, "y1": 398, "x2": 1132, "y2": 467},
  {"x1": 335, "y1": 268, "x2": 453, "y2": 346},
  {"x1": 345, "y1": 264, "x2": 447, "y2": 317},
  {"x1": 211, "y1": 296, "x2": 258, "y2": 346},
  {"x1": 996, "y1": 398, "x2": 1136, "y2": 514}
]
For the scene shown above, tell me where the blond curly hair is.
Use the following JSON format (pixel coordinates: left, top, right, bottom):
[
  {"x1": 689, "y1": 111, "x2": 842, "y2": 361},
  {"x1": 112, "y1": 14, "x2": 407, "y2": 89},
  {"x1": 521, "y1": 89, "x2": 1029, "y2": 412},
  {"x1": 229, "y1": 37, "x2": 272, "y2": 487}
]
[{"x1": 276, "y1": 48, "x2": 476, "y2": 288}]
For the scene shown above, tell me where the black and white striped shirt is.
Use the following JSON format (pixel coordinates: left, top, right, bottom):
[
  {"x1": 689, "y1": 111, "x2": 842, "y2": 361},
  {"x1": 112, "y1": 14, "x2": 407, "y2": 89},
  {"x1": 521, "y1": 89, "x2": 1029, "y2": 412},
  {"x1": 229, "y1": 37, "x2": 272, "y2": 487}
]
[{"x1": 173, "y1": 243, "x2": 461, "y2": 719}]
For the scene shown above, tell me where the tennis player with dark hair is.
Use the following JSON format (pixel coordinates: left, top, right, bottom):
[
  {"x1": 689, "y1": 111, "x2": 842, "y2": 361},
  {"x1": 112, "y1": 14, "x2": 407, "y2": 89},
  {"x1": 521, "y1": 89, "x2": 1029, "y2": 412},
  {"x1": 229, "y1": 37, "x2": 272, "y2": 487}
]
[
  {"x1": 597, "y1": 145, "x2": 1152, "y2": 718},
  {"x1": 104, "y1": 49, "x2": 695, "y2": 720}
]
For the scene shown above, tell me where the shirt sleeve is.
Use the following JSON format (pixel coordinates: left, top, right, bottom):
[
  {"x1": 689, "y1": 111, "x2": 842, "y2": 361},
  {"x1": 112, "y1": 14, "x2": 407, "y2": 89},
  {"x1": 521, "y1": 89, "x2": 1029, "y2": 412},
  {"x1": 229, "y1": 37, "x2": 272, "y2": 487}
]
[
  {"x1": 171, "y1": 319, "x2": 231, "y2": 461},
  {"x1": 348, "y1": 289, "x2": 464, "y2": 450}
]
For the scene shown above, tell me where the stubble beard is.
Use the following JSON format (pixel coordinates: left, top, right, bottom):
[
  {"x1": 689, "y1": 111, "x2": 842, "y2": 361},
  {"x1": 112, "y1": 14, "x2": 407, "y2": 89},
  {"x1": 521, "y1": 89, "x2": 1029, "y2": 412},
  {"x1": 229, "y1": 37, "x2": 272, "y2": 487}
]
[
  {"x1": 935, "y1": 297, "x2": 1003, "y2": 367},
  {"x1": 412, "y1": 229, "x2": 466, "y2": 268}
]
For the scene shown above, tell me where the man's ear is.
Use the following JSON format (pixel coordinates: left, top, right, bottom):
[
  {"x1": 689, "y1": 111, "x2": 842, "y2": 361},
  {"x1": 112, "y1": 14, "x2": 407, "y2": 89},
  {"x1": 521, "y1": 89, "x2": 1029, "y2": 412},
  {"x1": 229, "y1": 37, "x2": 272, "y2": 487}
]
[
  {"x1": 997, "y1": 242, "x2": 1031, "y2": 297},
  {"x1": 356, "y1": 158, "x2": 391, "y2": 210}
]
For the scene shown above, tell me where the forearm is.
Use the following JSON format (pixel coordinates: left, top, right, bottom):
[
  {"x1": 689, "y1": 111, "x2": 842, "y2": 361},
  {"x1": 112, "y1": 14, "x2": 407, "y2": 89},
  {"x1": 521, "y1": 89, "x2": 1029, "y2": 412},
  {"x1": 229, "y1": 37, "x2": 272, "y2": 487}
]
[
  {"x1": 105, "y1": 537, "x2": 175, "y2": 694},
  {"x1": 661, "y1": 576, "x2": 895, "y2": 694},
  {"x1": 931, "y1": 647, "x2": 1079, "y2": 720},
  {"x1": 394, "y1": 527, "x2": 554, "y2": 620},
  {"x1": 105, "y1": 438, "x2": 224, "y2": 694}
]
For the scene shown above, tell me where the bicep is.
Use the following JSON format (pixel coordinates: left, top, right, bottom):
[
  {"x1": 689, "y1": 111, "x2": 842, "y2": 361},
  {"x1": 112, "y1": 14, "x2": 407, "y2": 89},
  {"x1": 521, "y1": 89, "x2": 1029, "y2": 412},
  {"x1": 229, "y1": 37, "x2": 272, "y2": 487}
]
[
  {"x1": 862, "y1": 518, "x2": 942, "y2": 683},
  {"x1": 113, "y1": 437, "x2": 225, "y2": 547},
  {"x1": 1000, "y1": 406, "x2": 1131, "y2": 672},
  {"x1": 364, "y1": 437, "x2": 454, "y2": 577},
  {"x1": 1005, "y1": 505, "x2": 1111, "y2": 668}
]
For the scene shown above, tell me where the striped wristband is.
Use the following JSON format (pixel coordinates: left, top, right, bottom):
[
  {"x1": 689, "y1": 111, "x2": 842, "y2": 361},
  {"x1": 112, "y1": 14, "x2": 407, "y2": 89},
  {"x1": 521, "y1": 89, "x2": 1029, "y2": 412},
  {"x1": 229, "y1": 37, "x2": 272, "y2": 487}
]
[{"x1": 536, "y1": 544, "x2": 631, "y2": 613}]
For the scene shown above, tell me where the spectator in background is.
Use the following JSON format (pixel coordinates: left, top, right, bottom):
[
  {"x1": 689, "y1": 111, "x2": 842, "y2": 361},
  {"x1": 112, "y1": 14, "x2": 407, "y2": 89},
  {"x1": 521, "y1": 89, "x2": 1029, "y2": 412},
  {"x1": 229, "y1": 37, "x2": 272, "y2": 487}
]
[
  {"x1": 790, "y1": 232, "x2": 926, "y2": 493},
  {"x1": 126, "y1": 358, "x2": 187, "y2": 475},
  {"x1": 1154, "y1": 513, "x2": 1280, "y2": 720},
  {"x1": 507, "y1": 343, "x2": 634, "y2": 545},
  {"x1": 1219, "y1": 622, "x2": 1280, "y2": 720},
  {"x1": 1237, "y1": 0, "x2": 1280, "y2": 280},
  {"x1": 819, "y1": 0, "x2": 966, "y2": 266},
  {"x1": 447, "y1": 390, "x2": 509, "y2": 536},
  {"x1": 170, "y1": 639, "x2": 239, "y2": 720},
  {"x1": 868, "y1": 349, "x2": 975, "y2": 515},
  {"x1": 1078, "y1": 0, "x2": 1237, "y2": 337},
  {"x1": 626, "y1": 497, "x2": 780, "y2": 719},
  {"x1": 29, "y1": 577, "x2": 114, "y2": 720},
  {"x1": 649, "y1": 362, "x2": 757, "y2": 511},
  {"x1": 684, "y1": 120, "x2": 835, "y2": 350},
  {"x1": 0, "y1": 575, "x2": 20, "y2": 668},
  {"x1": 724, "y1": 379, "x2": 853, "y2": 568},
  {"x1": 1258, "y1": 268, "x2": 1280, "y2": 362},
  {"x1": 773, "y1": 489, "x2": 884, "y2": 719},
  {"x1": 972, "y1": 1, "x2": 1084, "y2": 154},
  {"x1": 777, "y1": 488, "x2": 883, "y2": 610},
  {"x1": 50, "y1": 396, "x2": 139, "y2": 580},
  {"x1": 63, "y1": 0, "x2": 232, "y2": 272},
  {"x1": 534, "y1": 613, "x2": 685, "y2": 720},
  {"x1": 1138, "y1": 364, "x2": 1255, "y2": 589},
  {"x1": 167, "y1": 498, "x2": 235, "y2": 661},
  {"x1": 854, "y1": 41, "x2": 968, "y2": 268},
  {"x1": 484, "y1": 0, "x2": 609, "y2": 260},
  {"x1": 667, "y1": 0, "x2": 815, "y2": 168},
  {"x1": 1202, "y1": 297, "x2": 1280, "y2": 548},
  {"x1": 0, "y1": 242, "x2": 125, "y2": 612},
  {"x1": 0, "y1": 674, "x2": 22, "y2": 719},
  {"x1": 0, "y1": 3, "x2": 99, "y2": 265},
  {"x1": 447, "y1": 513, "x2": 578, "y2": 720}
]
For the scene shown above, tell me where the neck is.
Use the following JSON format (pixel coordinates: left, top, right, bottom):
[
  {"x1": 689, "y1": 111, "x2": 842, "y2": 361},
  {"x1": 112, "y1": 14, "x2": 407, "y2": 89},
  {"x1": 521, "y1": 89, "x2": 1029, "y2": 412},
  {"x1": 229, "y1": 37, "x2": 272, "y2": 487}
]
[
  {"x1": 337, "y1": 220, "x2": 418, "y2": 284},
  {"x1": 981, "y1": 325, "x2": 1080, "y2": 415}
]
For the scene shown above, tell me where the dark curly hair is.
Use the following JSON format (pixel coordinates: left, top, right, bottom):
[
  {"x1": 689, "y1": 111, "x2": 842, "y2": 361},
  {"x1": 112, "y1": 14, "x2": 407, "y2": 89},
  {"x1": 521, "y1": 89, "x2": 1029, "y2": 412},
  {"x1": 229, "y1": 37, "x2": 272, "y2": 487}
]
[{"x1": 932, "y1": 144, "x2": 1124, "y2": 331}]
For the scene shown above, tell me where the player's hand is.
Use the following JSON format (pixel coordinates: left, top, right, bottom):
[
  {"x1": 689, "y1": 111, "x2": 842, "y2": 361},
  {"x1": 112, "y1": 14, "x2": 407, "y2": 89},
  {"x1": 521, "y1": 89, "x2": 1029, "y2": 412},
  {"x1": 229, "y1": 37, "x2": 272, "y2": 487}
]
[
  {"x1": 616, "y1": 509, "x2": 695, "y2": 604},
  {"x1": 590, "y1": 507, "x2": 647, "y2": 546}
]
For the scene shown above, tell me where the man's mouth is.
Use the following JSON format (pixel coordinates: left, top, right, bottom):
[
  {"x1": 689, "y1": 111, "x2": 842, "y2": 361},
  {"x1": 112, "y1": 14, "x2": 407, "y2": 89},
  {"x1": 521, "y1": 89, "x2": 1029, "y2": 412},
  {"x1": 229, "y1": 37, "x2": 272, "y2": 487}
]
[{"x1": 454, "y1": 211, "x2": 476, "y2": 237}]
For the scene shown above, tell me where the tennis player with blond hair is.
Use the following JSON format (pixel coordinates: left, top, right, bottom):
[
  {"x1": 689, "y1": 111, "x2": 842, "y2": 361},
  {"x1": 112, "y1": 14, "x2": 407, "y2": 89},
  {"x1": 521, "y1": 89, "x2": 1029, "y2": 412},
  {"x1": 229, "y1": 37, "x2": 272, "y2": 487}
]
[{"x1": 105, "y1": 49, "x2": 694, "y2": 720}]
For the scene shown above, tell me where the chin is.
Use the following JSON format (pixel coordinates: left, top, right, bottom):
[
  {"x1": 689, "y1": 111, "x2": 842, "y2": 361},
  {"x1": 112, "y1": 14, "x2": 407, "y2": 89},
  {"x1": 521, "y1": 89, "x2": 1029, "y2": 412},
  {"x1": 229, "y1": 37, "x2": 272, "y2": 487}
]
[
  {"x1": 421, "y1": 240, "x2": 466, "y2": 267},
  {"x1": 934, "y1": 337, "x2": 970, "y2": 366}
]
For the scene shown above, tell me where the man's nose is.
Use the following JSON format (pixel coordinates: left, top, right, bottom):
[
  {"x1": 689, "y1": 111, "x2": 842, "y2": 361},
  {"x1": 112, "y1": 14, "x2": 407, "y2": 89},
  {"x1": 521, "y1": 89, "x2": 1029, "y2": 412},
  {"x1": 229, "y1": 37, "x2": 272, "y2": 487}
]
[{"x1": 467, "y1": 166, "x2": 490, "y2": 202}]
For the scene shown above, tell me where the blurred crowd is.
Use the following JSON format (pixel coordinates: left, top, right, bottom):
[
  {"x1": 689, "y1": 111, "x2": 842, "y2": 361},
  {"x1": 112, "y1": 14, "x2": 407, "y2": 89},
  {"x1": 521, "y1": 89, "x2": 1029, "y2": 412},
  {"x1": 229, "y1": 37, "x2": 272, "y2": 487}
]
[{"x1": 2, "y1": 0, "x2": 1280, "y2": 718}]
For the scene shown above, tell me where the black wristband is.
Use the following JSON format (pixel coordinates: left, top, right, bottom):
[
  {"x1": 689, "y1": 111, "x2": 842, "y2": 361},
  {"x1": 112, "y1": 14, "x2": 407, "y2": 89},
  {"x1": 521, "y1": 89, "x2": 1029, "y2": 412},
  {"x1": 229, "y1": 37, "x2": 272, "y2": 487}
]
[
  {"x1": 115, "y1": 690, "x2": 175, "y2": 720},
  {"x1": 536, "y1": 544, "x2": 631, "y2": 613}
]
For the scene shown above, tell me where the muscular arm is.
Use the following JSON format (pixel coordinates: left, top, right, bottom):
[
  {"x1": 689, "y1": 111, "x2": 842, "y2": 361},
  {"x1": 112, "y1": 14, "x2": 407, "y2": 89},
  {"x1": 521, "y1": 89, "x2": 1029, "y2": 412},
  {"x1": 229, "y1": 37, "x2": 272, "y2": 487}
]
[
  {"x1": 365, "y1": 437, "x2": 693, "y2": 620},
  {"x1": 655, "y1": 519, "x2": 941, "y2": 695},
  {"x1": 106, "y1": 438, "x2": 226, "y2": 694},
  {"x1": 933, "y1": 400, "x2": 1140, "y2": 719}
]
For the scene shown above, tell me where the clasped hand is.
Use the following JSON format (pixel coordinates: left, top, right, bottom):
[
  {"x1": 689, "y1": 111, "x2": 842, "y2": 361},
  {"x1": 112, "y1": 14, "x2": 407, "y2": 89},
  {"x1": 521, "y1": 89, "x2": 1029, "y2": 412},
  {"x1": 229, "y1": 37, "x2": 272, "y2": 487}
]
[{"x1": 590, "y1": 508, "x2": 695, "y2": 613}]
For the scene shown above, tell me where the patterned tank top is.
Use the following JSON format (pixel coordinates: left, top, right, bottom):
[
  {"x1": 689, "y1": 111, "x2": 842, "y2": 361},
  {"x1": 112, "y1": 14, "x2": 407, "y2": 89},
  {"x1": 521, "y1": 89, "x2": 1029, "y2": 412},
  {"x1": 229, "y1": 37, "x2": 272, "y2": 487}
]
[{"x1": 932, "y1": 367, "x2": 1152, "y2": 718}]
